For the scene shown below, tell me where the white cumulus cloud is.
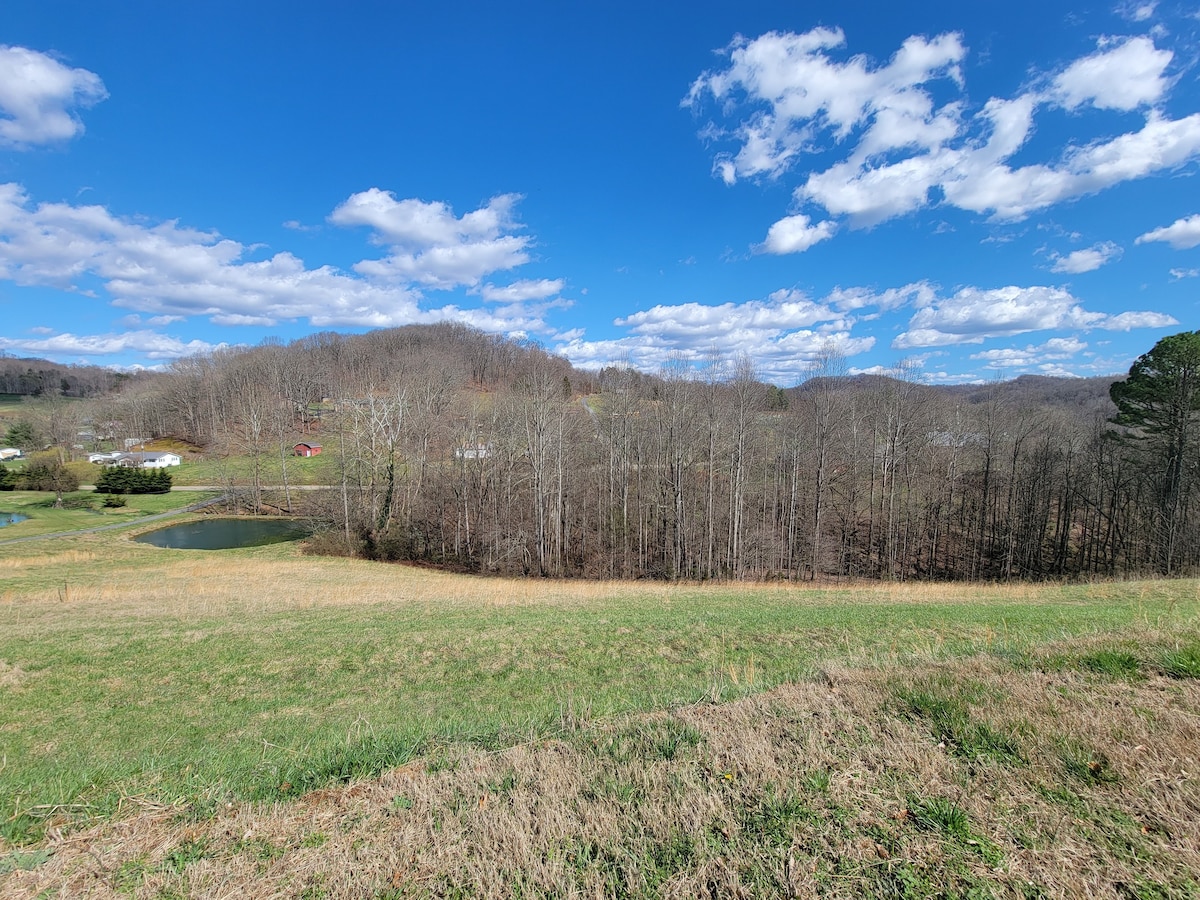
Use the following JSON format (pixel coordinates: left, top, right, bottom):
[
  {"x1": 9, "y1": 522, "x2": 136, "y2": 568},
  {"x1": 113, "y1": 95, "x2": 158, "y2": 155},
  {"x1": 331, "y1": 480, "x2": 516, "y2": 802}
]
[
  {"x1": 894, "y1": 284, "x2": 1175, "y2": 348},
  {"x1": 330, "y1": 189, "x2": 530, "y2": 289},
  {"x1": 555, "y1": 276, "x2": 1172, "y2": 383},
  {"x1": 0, "y1": 183, "x2": 569, "y2": 348},
  {"x1": 1136, "y1": 213, "x2": 1200, "y2": 248},
  {"x1": 0, "y1": 329, "x2": 227, "y2": 360},
  {"x1": 556, "y1": 286, "x2": 881, "y2": 382},
  {"x1": 1101, "y1": 310, "x2": 1179, "y2": 329},
  {"x1": 1049, "y1": 241, "x2": 1123, "y2": 273},
  {"x1": 760, "y1": 214, "x2": 836, "y2": 254},
  {"x1": 686, "y1": 28, "x2": 966, "y2": 184},
  {"x1": 477, "y1": 278, "x2": 565, "y2": 303},
  {"x1": 556, "y1": 283, "x2": 936, "y2": 382},
  {"x1": 970, "y1": 336, "x2": 1088, "y2": 369},
  {"x1": 688, "y1": 29, "x2": 1198, "y2": 237},
  {"x1": 1050, "y1": 36, "x2": 1172, "y2": 111},
  {"x1": 0, "y1": 46, "x2": 107, "y2": 148},
  {"x1": 615, "y1": 293, "x2": 847, "y2": 340}
]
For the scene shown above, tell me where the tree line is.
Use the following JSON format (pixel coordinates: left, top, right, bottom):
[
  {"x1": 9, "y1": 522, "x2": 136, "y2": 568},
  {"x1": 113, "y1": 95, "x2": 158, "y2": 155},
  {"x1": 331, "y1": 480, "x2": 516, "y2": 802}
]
[
  {"x1": 0, "y1": 355, "x2": 138, "y2": 398},
  {"x1": 83, "y1": 324, "x2": 1200, "y2": 581}
]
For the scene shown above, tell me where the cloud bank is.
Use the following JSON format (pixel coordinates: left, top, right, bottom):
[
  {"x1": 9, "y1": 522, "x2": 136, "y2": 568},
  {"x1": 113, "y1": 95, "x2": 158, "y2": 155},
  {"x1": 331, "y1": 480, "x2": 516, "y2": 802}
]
[
  {"x1": 0, "y1": 183, "x2": 571, "y2": 357},
  {"x1": 556, "y1": 281, "x2": 1174, "y2": 383},
  {"x1": 687, "y1": 30, "x2": 1195, "y2": 251}
]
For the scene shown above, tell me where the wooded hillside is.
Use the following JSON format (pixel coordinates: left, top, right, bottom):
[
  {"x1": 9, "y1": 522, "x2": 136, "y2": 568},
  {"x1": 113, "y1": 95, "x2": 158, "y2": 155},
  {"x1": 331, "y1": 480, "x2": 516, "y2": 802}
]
[
  {"x1": 0, "y1": 355, "x2": 140, "y2": 398},
  {"x1": 25, "y1": 324, "x2": 1200, "y2": 581}
]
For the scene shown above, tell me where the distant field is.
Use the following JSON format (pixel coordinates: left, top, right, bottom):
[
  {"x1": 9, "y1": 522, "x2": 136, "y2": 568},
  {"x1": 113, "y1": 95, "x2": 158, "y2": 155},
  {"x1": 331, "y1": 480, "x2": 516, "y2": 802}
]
[
  {"x1": 0, "y1": 394, "x2": 85, "y2": 423},
  {"x1": 168, "y1": 451, "x2": 338, "y2": 486},
  {"x1": 0, "y1": 392, "x2": 25, "y2": 407},
  {"x1": 64, "y1": 445, "x2": 338, "y2": 487},
  {"x1": 0, "y1": 490, "x2": 217, "y2": 538}
]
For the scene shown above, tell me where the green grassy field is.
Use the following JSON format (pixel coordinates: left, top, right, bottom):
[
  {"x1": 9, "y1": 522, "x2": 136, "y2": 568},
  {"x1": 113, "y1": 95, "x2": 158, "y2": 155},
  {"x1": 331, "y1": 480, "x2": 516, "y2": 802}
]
[
  {"x1": 1, "y1": 517, "x2": 1196, "y2": 843},
  {"x1": 0, "y1": 489, "x2": 217, "y2": 538},
  {"x1": 167, "y1": 451, "x2": 338, "y2": 486},
  {"x1": 1, "y1": 507, "x2": 1198, "y2": 897}
]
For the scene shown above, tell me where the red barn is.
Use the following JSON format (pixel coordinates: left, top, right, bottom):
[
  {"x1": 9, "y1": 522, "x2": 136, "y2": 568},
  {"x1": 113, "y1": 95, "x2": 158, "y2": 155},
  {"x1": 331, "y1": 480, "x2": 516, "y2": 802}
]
[{"x1": 294, "y1": 442, "x2": 323, "y2": 457}]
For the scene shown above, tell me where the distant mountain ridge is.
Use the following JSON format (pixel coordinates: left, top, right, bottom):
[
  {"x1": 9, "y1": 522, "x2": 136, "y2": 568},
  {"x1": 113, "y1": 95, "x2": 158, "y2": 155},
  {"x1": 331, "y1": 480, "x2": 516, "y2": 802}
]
[
  {"x1": 3, "y1": 328, "x2": 1121, "y2": 422},
  {"x1": 792, "y1": 371, "x2": 1118, "y2": 424}
]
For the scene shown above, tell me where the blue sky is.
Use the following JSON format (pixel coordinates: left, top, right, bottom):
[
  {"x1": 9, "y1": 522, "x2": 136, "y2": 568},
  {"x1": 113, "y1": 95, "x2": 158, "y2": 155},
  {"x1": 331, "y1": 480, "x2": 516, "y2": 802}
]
[{"x1": 0, "y1": 1, "x2": 1197, "y2": 384}]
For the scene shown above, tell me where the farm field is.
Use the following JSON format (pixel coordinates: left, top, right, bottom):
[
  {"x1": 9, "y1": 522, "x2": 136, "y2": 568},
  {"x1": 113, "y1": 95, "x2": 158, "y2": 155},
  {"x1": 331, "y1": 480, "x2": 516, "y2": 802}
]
[
  {"x1": 0, "y1": 394, "x2": 25, "y2": 422},
  {"x1": 0, "y1": 524, "x2": 1198, "y2": 897}
]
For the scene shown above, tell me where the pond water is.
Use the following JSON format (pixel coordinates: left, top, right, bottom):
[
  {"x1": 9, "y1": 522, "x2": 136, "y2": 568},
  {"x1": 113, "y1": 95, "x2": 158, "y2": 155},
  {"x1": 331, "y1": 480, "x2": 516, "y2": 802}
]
[
  {"x1": 134, "y1": 518, "x2": 309, "y2": 550},
  {"x1": 0, "y1": 512, "x2": 28, "y2": 528}
]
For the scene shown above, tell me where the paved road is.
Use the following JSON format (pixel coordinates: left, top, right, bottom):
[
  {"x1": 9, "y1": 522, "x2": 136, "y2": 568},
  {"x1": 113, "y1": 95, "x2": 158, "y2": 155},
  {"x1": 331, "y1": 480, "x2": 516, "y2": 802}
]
[
  {"x1": 81, "y1": 484, "x2": 329, "y2": 492},
  {"x1": 167, "y1": 484, "x2": 330, "y2": 491},
  {"x1": 0, "y1": 493, "x2": 228, "y2": 547}
]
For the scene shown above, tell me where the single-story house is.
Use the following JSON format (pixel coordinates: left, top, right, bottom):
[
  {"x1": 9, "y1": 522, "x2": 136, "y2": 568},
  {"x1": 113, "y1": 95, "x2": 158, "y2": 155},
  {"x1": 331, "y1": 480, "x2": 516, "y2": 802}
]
[
  {"x1": 112, "y1": 451, "x2": 182, "y2": 468},
  {"x1": 454, "y1": 443, "x2": 494, "y2": 460},
  {"x1": 294, "y1": 442, "x2": 323, "y2": 457},
  {"x1": 88, "y1": 451, "x2": 123, "y2": 463}
]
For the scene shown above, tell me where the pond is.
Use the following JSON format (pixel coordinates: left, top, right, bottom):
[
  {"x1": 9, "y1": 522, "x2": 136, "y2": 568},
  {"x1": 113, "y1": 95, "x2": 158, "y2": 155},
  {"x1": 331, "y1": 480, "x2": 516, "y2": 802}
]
[
  {"x1": 0, "y1": 512, "x2": 28, "y2": 528},
  {"x1": 134, "y1": 518, "x2": 309, "y2": 550}
]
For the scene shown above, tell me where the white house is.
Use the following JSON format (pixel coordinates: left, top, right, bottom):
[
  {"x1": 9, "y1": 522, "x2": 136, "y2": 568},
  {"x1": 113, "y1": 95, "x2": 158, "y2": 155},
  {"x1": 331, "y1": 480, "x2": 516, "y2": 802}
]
[
  {"x1": 454, "y1": 443, "x2": 494, "y2": 460},
  {"x1": 112, "y1": 451, "x2": 182, "y2": 468},
  {"x1": 0, "y1": 448, "x2": 21, "y2": 460}
]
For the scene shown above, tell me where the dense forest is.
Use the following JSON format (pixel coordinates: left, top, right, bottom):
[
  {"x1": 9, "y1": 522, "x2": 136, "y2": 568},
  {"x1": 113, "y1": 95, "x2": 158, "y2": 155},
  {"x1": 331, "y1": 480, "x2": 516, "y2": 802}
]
[
  {"x1": 0, "y1": 355, "x2": 140, "y2": 398},
  {"x1": 10, "y1": 324, "x2": 1200, "y2": 581}
]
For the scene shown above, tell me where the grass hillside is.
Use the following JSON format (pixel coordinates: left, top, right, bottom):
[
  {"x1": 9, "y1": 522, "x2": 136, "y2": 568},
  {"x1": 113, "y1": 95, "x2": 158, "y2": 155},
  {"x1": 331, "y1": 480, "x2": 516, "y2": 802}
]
[
  {"x1": 8, "y1": 639, "x2": 1196, "y2": 898},
  {"x1": 0, "y1": 522, "x2": 1197, "y2": 897}
]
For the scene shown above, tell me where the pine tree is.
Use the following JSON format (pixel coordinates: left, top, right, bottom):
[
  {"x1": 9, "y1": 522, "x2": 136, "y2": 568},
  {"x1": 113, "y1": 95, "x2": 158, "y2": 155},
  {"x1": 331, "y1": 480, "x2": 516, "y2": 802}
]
[{"x1": 1110, "y1": 331, "x2": 1200, "y2": 573}]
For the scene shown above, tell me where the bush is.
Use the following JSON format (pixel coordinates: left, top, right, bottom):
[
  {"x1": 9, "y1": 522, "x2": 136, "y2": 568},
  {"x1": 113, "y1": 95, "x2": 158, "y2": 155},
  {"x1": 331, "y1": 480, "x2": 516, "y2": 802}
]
[
  {"x1": 16, "y1": 453, "x2": 80, "y2": 493},
  {"x1": 59, "y1": 496, "x2": 97, "y2": 510},
  {"x1": 94, "y1": 467, "x2": 172, "y2": 494}
]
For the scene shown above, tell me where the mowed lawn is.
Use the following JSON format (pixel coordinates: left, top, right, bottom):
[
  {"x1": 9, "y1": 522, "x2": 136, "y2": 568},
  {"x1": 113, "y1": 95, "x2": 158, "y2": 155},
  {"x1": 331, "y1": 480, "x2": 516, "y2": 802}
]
[{"x1": 0, "y1": 523, "x2": 1197, "y2": 852}]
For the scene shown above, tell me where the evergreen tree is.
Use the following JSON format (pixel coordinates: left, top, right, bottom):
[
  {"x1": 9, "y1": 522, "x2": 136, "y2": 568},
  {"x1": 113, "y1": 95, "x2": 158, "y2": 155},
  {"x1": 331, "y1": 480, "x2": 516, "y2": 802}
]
[
  {"x1": 4, "y1": 421, "x2": 37, "y2": 450},
  {"x1": 94, "y1": 466, "x2": 172, "y2": 494},
  {"x1": 1110, "y1": 331, "x2": 1200, "y2": 573}
]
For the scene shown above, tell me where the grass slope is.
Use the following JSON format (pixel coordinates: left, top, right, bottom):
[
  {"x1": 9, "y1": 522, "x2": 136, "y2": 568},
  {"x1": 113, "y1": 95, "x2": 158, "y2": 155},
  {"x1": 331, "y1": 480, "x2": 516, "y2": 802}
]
[
  {"x1": 0, "y1": 527, "x2": 1197, "y2": 897},
  {"x1": 4, "y1": 634, "x2": 1199, "y2": 898}
]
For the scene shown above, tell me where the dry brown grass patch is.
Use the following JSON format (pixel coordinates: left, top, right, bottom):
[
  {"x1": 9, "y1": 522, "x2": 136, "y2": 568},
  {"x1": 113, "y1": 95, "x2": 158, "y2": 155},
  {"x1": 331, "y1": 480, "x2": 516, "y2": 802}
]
[
  {"x1": 0, "y1": 660, "x2": 25, "y2": 689},
  {"x1": 0, "y1": 549, "x2": 96, "y2": 571}
]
